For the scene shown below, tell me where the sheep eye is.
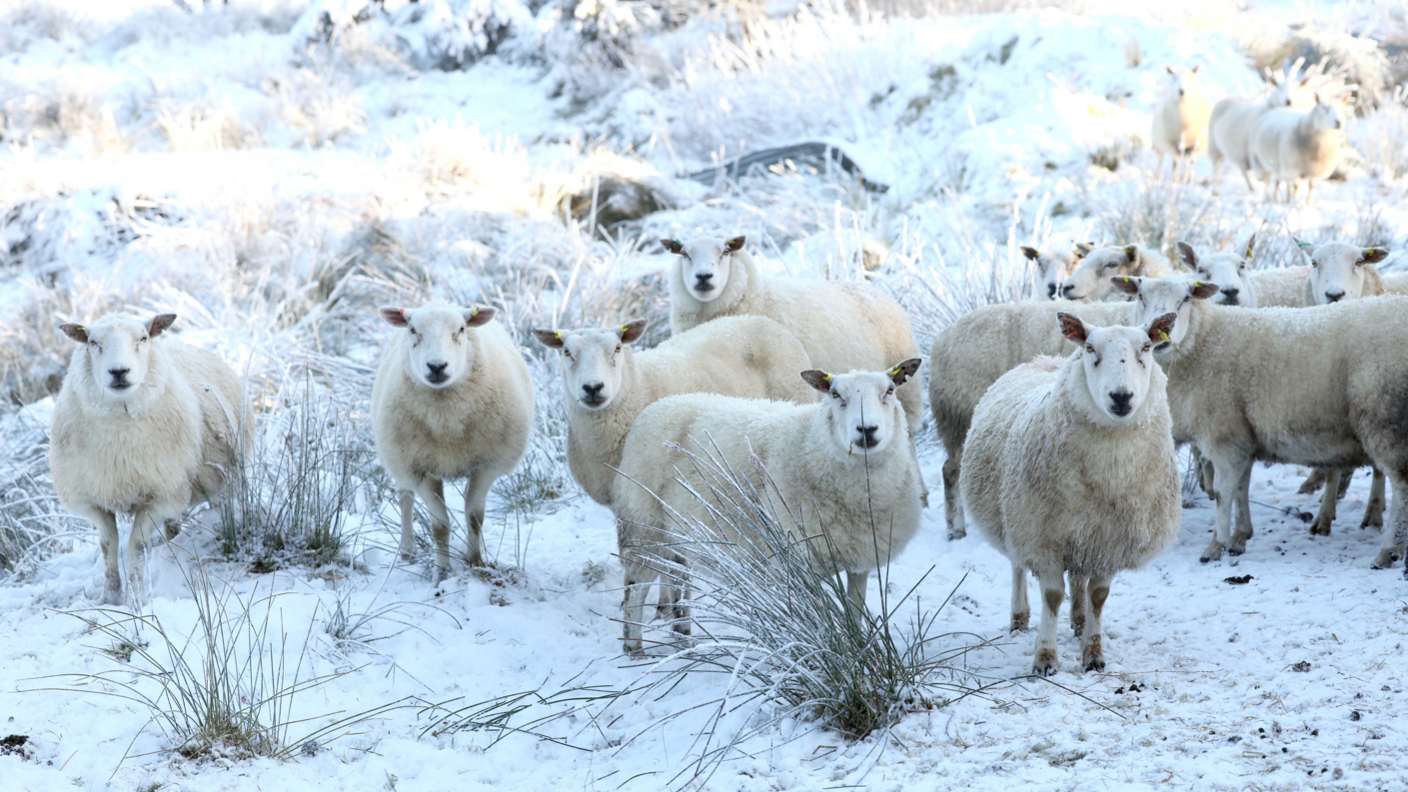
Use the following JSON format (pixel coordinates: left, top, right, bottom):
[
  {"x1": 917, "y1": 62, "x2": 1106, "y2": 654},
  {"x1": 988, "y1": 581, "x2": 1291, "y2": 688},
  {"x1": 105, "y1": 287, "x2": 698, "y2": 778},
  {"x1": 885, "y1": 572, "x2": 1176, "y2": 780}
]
[
  {"x1": 1310, "y1": 260, "x2": 1318, "y2": 268},
  {"x1": 1085, "y1": 344, "x2": 1095, "y2": 354},
  {"x1": 563, "y1": 349, "x2": 573, "y2": 360},
  {"x1": 885, "y1": 386, "x2": 895, "y2": 397},
  {"x1": 614, "y1": 345, "x2": 622, "y2": 354}
]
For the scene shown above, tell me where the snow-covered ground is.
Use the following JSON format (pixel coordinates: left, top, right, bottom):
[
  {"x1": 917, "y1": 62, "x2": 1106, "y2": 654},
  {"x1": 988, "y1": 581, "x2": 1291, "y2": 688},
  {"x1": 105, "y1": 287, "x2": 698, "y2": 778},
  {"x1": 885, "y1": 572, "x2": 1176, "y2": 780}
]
[{"x1": 2, "y1": 0, "x2": 1407, "y2": 789}]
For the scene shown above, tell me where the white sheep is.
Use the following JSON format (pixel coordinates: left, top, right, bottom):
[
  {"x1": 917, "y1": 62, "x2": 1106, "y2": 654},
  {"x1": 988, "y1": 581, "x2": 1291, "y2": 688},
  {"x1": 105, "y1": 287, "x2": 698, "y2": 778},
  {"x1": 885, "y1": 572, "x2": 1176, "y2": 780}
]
[
  {"x1": 1059, "y1": 244, "x2": 1173, "y2": 302},
  {"x1": 50, "y1": 312, "x2": 251, "y2": 606},
  {"x1": 372, "y1": 302, "x2": 533, "y2": 579},
  {"x1": 1114, "y1": 274, "x2": 1408, "y2": 569},
  {"x1": 1250, "y1": 95, "x2": 1343, "y2": 205},
  {"x1": 1208, "y1": 78, "x2": 1295, "y2": 192},
  {"x1": 1151, "y1": 66, "x2": 1212, "y2": 181},
  {"x1": 929, "y1": 299, "x2": 1136, "y2": 539},
  {"x1": 612, "y1": 361, "x2": 924, "y2": 655},
  {"x1": 1022, "y1": 244, "x2": 1086, "y2": 300},
  {"x1": 1178, "y1": 238, "x2": 1257, "y2": 308},
  {"x1": 662, "y1": 235, "x2": 923, "y2": 432},
  {"x1": 960, "y1": 312, "x2": 1181, "y2": 675},
  {"x1": 531, "y1": 315, "x2": 815, "y2": 508},
  {"x1": 1247, "y1": 265, "x2": 1311, "y2": 307}
]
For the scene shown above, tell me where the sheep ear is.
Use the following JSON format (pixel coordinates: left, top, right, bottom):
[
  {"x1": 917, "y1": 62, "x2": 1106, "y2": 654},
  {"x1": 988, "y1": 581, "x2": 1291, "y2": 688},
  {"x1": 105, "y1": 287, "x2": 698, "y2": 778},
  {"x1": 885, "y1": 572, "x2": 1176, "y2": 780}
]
[
  {"x1": 1057, "y1": 312, "x2": 1088, "y2": 343},
  {"x1": 1110, "y1": 275, "x2": 1141, "y2": 295},
  {"x1": 60, "y1": 323, "x2": 88, "y2": 343},
  {"x1": 147, "y1": 314, "x2": 177, "y2": 338},
  {"x1": 1190, "y1": 280, "x2": 1220, "y2": 300},
  {"x1": 1146, "y1": 312, "x2": 1177, "y2": 344},
  {"x1": 1074, "y1": 242, "x2": 1094, "y2": 257},
  {"x1": 1123, "y1": 245, "x2": 1139, "y2": 264},
  {"x1": 1314, "y1": 92, "x2": 1322, "y2": 104},
  {"x1": 531, "y1": 329, "x2": 565, "y2": 349},
  {"x1": 886, "y1": 358, "x2": 922, "y2": 387},
  {"x1": 1244, "y1": 234, "x2": 1256, "y2": 260},
  {"x1": 1176, "y1": 241, "x2": 1197, "y2": 269},
  {"x1": 661, "y1": 238, "x2": 684, "y2": 255},
  {"x1": 1020, "y1": 246, "x2": 1040, "y2": 261},
  {"x1": 1190, "y1": 65, "x2": 1199, "y2": 74},
  {"x1": 380, "y1": 307, "x2": 409, "y2": 327},
  {"x1": 464, "y1": 306, "x2": 495, "y2": 327},
  {"x1": 617, "y1": 319, "x2": 647, "y2": 344},
  {"x1": 725, "y1": 236, "x2": 746, "y2": 253},
  {"x1": 1165, "y1": 66, "x2": 1175, "y2": 75},
  {"x1": 800, "y1": 370, "x2": 833, "y2": 394},
  {"x1": 1361, "y1": 247, "x2": 1389, "y2": 265},
  {"x1": 1299, "y1": 76, "x2": 1310, "y2": 87}
]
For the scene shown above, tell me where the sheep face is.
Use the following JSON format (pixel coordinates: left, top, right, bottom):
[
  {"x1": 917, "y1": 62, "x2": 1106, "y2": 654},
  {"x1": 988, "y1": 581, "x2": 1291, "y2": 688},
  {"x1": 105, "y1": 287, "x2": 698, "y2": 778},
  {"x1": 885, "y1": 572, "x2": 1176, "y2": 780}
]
[
  {"x1": 1113, "y1": 275, "x2": 1219, "y2": 356},
  {"x1": 1058, "y1": 313, "x2": 1174, "y2": 423},
  {"x1": 532, "y1": 320, "x2": 646, "y2": 410},
  {"x1": 1304, "y1": 241, "x2": 1389, "y2": 304},
  {"x1": 1265, "y1": 80, "x2": 1293, "y2": 109},
  {"x1": 60, "y1": 313, "x2": 176, "y2": 398},
  {"x1": 1160, "y1": 66, "x2": 1201, "y2": 100},
  {"x1": 1061, "y1": 246, "x2": 1138, "y2": 301},
  {"x1": 801, "y1": 360, "x2": 921, "y2": 459},
  {"x1": 1177, "y1": 240, "x2": 1254, "y2": 307},
  {"x1": 1023, "y1": 246, "x2": 1083, "y2": 300},
  {"x1": 380, "y1": 305, "x2": 495, "y2": 389},
  {"x1": 1307, "y1": 100, "x2": 1342, "y2": 133},
  {"x1": 665, "y1": 236, "x2": 746, "y2": 303}
]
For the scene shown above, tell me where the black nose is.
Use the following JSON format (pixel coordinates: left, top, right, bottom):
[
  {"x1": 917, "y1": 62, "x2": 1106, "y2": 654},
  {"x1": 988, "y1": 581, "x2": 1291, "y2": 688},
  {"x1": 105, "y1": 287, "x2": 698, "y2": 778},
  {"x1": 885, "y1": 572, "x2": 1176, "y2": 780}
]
[
  {"x1": 1220, "y1": 287, "x2": 1239, "y2": 305},
  {"x1": 1109, "y1": 391, "x2": 1133, "y2": 416},
  {"x1": 1178, "y1": 89, "x2": 1185, "y2": 97},
  {"x1": 426, "y1": 362, "x2": 449, "y2": 383},
  {"x1": 1047, "y1": 283, "x2": 1058, "y2": 299},
  {"x1": 1325, "y1": 291, "x2": 1344, "y2": 303},
  {"x1": 694, "y1": 273, "x2": 714, "y2": 292},
  {"x1": 581, "y1": 382, "x2": 606, "y2": 404},
  {"x1": 108, "y1": 368, "x2": 131, "y2": 389},
  {"x1": 857, "y1": 425, "x2": 879, "y2": 448}
]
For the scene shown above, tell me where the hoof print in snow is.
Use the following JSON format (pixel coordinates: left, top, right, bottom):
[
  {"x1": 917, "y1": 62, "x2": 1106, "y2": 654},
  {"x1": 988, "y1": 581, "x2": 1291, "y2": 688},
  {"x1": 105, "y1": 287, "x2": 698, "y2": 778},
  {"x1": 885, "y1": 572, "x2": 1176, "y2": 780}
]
[{"x1": 1223, "y1": 574, "x2": 1253, "y2": 585}]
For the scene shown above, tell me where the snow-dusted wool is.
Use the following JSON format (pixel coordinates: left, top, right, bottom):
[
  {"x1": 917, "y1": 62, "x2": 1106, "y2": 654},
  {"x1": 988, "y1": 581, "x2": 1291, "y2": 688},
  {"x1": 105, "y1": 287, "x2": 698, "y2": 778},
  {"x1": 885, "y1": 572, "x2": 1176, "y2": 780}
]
[
  {"x1": 50, "y1": 313, "x2": 250, "y2": 606},
  {"x1": 1151, "y1": 66, "x2": 1212, "y2": 177},
  {"x1": 1116, "y1": 275, "x2": 1408, "y2": 568},
  {"x1": 1250, "y1": 97, "x2": 1343, "y2": 204},
  {"x1": 1208, "y1": 80, "x2": 1294, "y2": 191},
  {"x1": 612, "y1": 362, "x2": 924, "y2": 656},
  {"x1": 372, "y1": 302, "x2": 533, "y2": 579},
  {"x1": 1060, "y1": 244, "x2": 1174, "y2": 301},
  {"x1": 960, "y1": 312, "x2": 1180, "y2": 676}
]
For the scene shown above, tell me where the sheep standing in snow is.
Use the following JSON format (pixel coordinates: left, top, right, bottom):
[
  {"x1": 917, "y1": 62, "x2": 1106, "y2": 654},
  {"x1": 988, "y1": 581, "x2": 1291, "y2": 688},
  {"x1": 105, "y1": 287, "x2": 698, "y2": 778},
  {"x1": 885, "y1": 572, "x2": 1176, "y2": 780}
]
[
  {"x1": 1250, "y1": 96, "x2": 1343, "y2": 205},
  {"x1": 662, "y1": 235, "x2": 923, "y2": 432},
  {"x1": 372, "y1": 302, "x2": 533, "y2": 579},
  {"x1": 929, "y1": 299, "x2": 1135, "y2": 539},
  {"x1": 1151, "y1": 66, "x2": 1212, "y2": 181},
  {"x1": 1115, "y1": 274, "x2": 1408, "y2": 568},
  {"x1": 613, "y1": 361, "x2": 924, "y2": 655},
  {"x1": 50, "y1": 313, "x2": 250, "y2": 606},
  {"x1": 961, "y1": 312, "x2": 1181, "y2": 675},
  {"x1": 1207, "y1": 79, "x2": 1295, "y2": 192},
  {"x1": 1059, "y1": 244, "x2": 1173, "y2": 301},
  {"x1": 1022, "y1": 244, "x2": 1086, "y2": 300}
]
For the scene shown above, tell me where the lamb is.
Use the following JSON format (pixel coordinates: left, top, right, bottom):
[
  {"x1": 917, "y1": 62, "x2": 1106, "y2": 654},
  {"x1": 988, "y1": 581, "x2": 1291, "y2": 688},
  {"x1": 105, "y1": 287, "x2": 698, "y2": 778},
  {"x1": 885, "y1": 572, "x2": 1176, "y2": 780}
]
[
  {"x1": 929, "y1": 298, "x2": 1136, "y2": 539},
  {"x1": 612, "y1": 361, "x2": 924, "y2": 655},
  {"x1": 372, "y1": 302, "x2": 534, "y2": 580},
  {"x1": 1059, "y1": 244, "x2": 1173, "y2": 301},
  {"x1": 960, "y1": 312, "x2": 1181, "y2": 675},
  {"x1": 1178, "y1": 238, "x2": 1257, "y2": 307},
  {"x1": 1151, "y1": 66, "x2": 1212, "y2": 180},
  {"x1": 50, "y1": 312, "x2": 251, "y2": 606},
  {"x1": 662, "y1": 235, "x2": 923, "y2": 432},
  {"x1": 1207, "y1": 78, "x2": 1295, "y2": 192},
  {"x1": 1113, "y1": 274, "x2": 1408, "y2": 569},
  {"x1": 1249, "y1": 95, "x2": 1343, "y2": 205},
  {"x1": 1022, "y1": 244, "x2": 1086, "y2": 300}
]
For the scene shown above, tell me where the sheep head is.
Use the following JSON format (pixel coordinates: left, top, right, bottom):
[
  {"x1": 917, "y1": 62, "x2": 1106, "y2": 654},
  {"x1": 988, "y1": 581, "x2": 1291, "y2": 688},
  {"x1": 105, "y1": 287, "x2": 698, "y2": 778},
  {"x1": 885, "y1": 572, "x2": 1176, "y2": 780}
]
[
  {"x1": 61, "y1": 312, "x2": 175, "y2": 398},
  {"x1": 380, "y1": 303, "x2": 495, "y2": 389},
  {"x1": 531, "y1": 320, "x2": 646, "y2": 410},
  {"x1": 1059, "y1": 311, "x2": 1176, "y2": 424},
  {"x1": 801, "y1": 360, "x2": 920, "y2": 460}
]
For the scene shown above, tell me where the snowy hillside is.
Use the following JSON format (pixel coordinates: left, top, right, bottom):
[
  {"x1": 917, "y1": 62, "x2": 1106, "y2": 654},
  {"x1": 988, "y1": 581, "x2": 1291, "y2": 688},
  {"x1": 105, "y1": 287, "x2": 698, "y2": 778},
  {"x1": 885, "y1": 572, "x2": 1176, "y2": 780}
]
[{"x1": 2, "y1": 0, "x2": 1408, "y2": 789}]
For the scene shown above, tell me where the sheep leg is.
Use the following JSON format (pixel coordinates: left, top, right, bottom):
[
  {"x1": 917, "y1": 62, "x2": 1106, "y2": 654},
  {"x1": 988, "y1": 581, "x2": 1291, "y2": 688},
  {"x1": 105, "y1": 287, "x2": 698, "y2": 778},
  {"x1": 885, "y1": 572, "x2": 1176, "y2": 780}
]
[
  {"x1": 414, "y1": 477, "x2": 452, "y2": 581},
  {"x1": 668, "y1": 552, "x2": 691, "y2": 636},
  {"x1": 942, "y1": 451, "x2": 966, "y2": 540},
  {"x1": 846, "y1": 569, "x2": 869, "y2": 610},
  {"x1": 907, "y1": 428, "x2": 929, "y2": 508},
  {"x1": 127, "y1": 506, "x2": 170, "y2": 609},
  {"x1": 1306, "y1": 179, "x2": 1315, "y2": 208},
  {"x1": 1239, "y1": 164, "x2": 1256, "y2": 192},
  {"x1": 85, "y1": 507, "x2": 123, "y2": 606},
  {"x1": 1336, "y1": 469, "x2": 1353, "y2": 500},
  {"x1": 1298, "y1": 468, "x2": 1328, "y2": 495},
  {"x1": 1080, "y1": 574, "x2": 1111, "y2": 673},
  {"x1": 1229, "y1": 461, "x2": 1255, "y2": 555},
  {"x1": 620, "y1": 548, "x2": 655, "y2": 657},
  {"x1": 1310, "y1": 470, "x2": 1340, "y2": 537},
  {"x1": 1201, "y1": 452, "x2": 1250, "y2": 562},
  {"x1": 1009, "y1": 564, "x2": 1029, "y2": 633},
  {"x1": 1032, "y1": 564, "x2": 1064, "y2": 676},
  {"x1": 1068, "y1": 574, "x2": 1087, "y2": 638},
  {"x1": 1372, "y1": 471, "x2": 1407, "y2": 570},
  {"x1": 397, "y1": 490, "x2": 417, "y2": 562},
  {"x1": 1362, "y1": 469, "x2": 1386, "y2": 529},
  {"x1": 463, "y1": 470, "x2": 493, "y2": 568}
]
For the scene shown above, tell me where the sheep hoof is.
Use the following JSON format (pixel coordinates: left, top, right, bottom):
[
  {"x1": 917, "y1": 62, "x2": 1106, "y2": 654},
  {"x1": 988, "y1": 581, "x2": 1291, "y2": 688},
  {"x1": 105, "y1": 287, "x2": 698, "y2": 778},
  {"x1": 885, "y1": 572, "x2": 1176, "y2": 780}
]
[
  {"x1": 672, "y1": 622, "x2": 693, "y2": 636},
  {"x1": 1071, "y1": 619, "x2": 1085, "y2": 638},
  {"x1": 1032, "y1": 650, "x2": 1058, "y2": 677},
  {"x1": 1010, "y1": 612, "x2": 1029, "y2": 633},
  {"x1": 100, "y1": 588, "x2": 124, "y2": 607},
  {"x1": 1370, "y1": 549, "x2": 1399, "y2": 570},
  {"x1": 947, "y1": 529, "x2": 967, "y2": 541},
  {"x1": 1199, "y1": 541, "x2": 1224, "y2": 563},
  {"x1": 434, "y1": 566, "x2": 451, "y2": 584},
  {"x1": 1361, "y1": 514, "x2": 1384, "y2": 529},
  {"x1": 1081, "y1": 635, "x2": 1104, "y2": 671},
  {"x1": 1083, "y1": 655, "x2": 1106, "y2": 673},
  {"x1": 1298, "y1": 471, "x2": 1326, "y2": 495},
  {"x1": 1309, "y1": 517, "x2": 1333, "y2": 537}
]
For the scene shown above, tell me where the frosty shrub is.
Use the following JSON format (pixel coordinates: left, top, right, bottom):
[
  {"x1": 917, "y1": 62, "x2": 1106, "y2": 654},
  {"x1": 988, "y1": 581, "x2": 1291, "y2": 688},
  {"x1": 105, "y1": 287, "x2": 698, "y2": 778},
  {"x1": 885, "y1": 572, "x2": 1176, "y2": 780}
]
[
  {"x1": 294, "y1": 0, "x2": 535, "y2": 71},
  {"x1": 1351, "y1": 85, "x2": 1408, "y2": 181},
  {"x1": 0, "y1": 411, "x2": 78, "y2": 579}
]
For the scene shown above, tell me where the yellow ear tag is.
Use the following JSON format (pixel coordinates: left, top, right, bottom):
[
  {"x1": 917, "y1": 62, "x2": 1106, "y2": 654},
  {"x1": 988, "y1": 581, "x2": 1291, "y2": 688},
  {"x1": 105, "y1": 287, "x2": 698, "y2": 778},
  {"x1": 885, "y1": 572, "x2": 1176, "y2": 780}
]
[
  {"x1": 470, "y1": 308, "x2": 479, "y2": 317},
  {"x1": 886, "y1": 365, "x2": 900, "y2": 377},
  {"x1": 553, "y1": 331, "x2": 562, "y2": 339},
  {"x1": 1192, "y1": 280, "x2": 1203, "y2": 287},
  {"x1": 1121, "y1": 275, "x2": 1131, "y2": 282},
  {"x1": 822, "y1": 373, "x2": 832, "y2": 381},
  {"x1": 620, "y1": 324, "x2": 631, "y2": 334}
]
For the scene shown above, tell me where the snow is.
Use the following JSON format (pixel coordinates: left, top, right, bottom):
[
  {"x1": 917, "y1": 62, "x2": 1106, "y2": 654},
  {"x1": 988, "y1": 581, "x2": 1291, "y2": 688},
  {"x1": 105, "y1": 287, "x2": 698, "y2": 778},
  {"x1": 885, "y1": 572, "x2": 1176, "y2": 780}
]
[{"x1": 2, "y1": 0, "x2": 1408, "y2": 789}]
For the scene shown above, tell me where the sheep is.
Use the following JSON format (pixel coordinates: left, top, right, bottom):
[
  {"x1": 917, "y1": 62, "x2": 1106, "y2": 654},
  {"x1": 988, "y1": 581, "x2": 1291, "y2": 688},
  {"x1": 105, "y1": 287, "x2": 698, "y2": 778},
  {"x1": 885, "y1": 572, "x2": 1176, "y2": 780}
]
[
  {"x1": 50, "y1": 312, "x2": 250, "y2": 606},
  {"x1": 960, "y1": 311, "x2": 1181, "y2": 675},
  {"x1": 1249, "y1": 95, "x2": 1343, "y2": 205},
  {"x1": 661, "y1": 235, "x2": 923, "y2": 432},
  {"x1": 612, "y1": 361, "x2": 924, "y2": 655},
  {"x1": 1177, "y1": 238, "x2": 1257, "y2": 308},
  {"x1": 1113, "y1": 274, "x2": 1408, "y2": 569},
  {"x1": 1247, "y1": 266, "x2": 1311, "y2": 307},
  {"x1": 1022, "y1": 244, "x2": 1086, "y2": 300},
  {"x1": 929, "y1": 298, "x2": 1136, "y2": 539},
  {"x1": 1059, "y1": 244, "x2": 1173, "y2": 302},
  {"x1": 372, "y1": 302, "x2": 533, "y2": 580},
  {"x1": 1151, "y1": 66, "x2": 1212, "y2": 181},
  {"x1": 1207, "y1": 78, "x2": 1295, "y2": 192}
]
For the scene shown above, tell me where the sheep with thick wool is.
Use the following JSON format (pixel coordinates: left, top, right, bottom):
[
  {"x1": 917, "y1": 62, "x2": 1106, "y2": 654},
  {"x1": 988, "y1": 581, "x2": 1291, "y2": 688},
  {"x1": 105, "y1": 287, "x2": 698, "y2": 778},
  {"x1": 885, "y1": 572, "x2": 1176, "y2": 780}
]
[
  {"x1": 1151, "y1": 66, "x2": 1213, "y2": 179},
  {"x1": 1208, "y1": 78, "x2": 1296, "y2": 192},
  {"x1": 961, "y1": 311, "x2": 1181, "y2": 675},
  {"x1": 1247, "y1": 266, "x2": 1312, "y2": 307},
  {"x1": 1115, "y1": 274, "x2": 1408, "y2": 569},
  {"x1": 612, "y1": 361, "x2": 924, "y2": 655},
  {"x1": 372, "y1": 302, "x2": 533, "y2": 580},
  {"x1": 662, "y1": 235, "x2": 923, "y2": 432},
  {"x1": 1022, "y1": 244, "x2": 1086, "y2": 300},
  {"x1": 1250, "y1": 96, "x2": 1343, "y2": 205},
  {"x1": 51, "y1": 312, "x2": 251, "y2": 606},
  {"x1": 1060, "y1": 244, "x2": 1173, "y2": 301}
]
